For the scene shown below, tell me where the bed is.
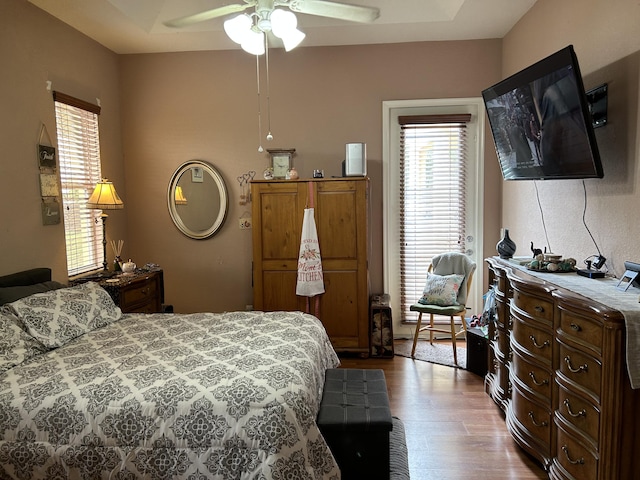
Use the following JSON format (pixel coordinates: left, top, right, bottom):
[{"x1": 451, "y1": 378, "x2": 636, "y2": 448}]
[{"x1": 0, "y1": 268, "x2": 341, "y2": 479}]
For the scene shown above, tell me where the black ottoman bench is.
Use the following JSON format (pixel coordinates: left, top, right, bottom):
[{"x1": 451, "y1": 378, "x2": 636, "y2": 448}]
[{"x1": 317, "y1": 368, "x2": 393, "y2": 480}]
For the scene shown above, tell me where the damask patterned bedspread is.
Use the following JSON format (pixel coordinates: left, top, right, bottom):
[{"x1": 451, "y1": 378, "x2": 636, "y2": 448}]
[{"x1": 0, "y1": 311, "x2": 341, "y2": 479}]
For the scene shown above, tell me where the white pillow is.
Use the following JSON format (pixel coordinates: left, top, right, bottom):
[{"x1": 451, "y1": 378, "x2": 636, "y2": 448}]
[
  {"x1": 0, "y1": 310, "x2": 47, "y2": 373},
  {"x1": 4, "y1": 281, "x2": 122, "y2": 349},
  {"x1": 418, "y1": 272, "x2": 464, "y2": 307}
]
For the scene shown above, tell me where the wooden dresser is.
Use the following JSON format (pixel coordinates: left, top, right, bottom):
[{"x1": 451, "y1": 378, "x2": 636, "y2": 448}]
[
  {"x1": 251, "y1": 178, "x2": 369, "y2": 354},
  {"x1": 485, "y1": 257, "x2": 640, "y2": 480}
]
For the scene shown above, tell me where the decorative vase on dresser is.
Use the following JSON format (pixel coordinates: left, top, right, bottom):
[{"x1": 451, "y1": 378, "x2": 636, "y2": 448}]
[
  {"x1": 496, "y1": 228, "x2": 517, "y2": 259},
  {"x1": 485, "y1": 257, "x2": 640, "y2": 480},
  {"x1": 251, "y1": 177, "x2": 370, "y2": 355}
]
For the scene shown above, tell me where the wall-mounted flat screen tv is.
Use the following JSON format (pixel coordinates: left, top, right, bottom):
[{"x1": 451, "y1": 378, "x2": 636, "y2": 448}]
[{"x1": 482, "y1": 45, "x2": 603, "y2": 180}]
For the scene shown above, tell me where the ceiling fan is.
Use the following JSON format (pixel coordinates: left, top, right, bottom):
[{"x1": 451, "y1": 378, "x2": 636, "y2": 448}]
[
  {"x1": 164, "y1": 1, "x2": 380, "y2": 150},
  {"x1": 164, "y1": 0, "x2": 380, "y2": 29}
]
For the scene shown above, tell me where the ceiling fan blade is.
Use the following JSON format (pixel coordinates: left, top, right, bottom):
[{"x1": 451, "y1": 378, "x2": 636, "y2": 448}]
[
  {"x1": 289, "y1": 0, "x2": 380, "y2": 23},
  {"x1": 164, "y1": 3, "x2": 256, "y2": 28}
]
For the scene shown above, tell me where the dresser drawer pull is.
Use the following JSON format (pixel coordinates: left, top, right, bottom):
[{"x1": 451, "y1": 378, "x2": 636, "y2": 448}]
[
  {"x1": 564, "y1": 356, "x2": 588, "y2": 373},
  {"x1": 570, "y1": 323, "x2": 582, "y2": 332},
  {"x1": 529, "y1": 372, "x2": 549, "y2": 386},
  {"x1": 528, "y1": 411, "x2": 548, "y2": 427},
  {"x1": 563, "y1": 399, "x2": 587, "y2": 418},
  {"x1": 529, "y1": 335, "x2": 550, "y2": 349},
  {"x1": 141, "y1": 288, "x2": 149, "y2": 296},
  {"x1": 534, "y1": 305, "x2": 545, "y2": 314},
  {"x1": 561, "y1": 445, "x2": 585, "y2": 465}
]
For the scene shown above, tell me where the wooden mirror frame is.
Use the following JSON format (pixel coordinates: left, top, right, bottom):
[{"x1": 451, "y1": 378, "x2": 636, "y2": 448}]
[{"x1": 167, "y1": 160, "x2": 228, "y2": 240}]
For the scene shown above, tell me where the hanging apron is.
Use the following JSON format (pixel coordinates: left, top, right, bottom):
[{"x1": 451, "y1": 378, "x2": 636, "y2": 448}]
[{"x1": 296, "y1": 182, "x2": 325, "y2": 316}]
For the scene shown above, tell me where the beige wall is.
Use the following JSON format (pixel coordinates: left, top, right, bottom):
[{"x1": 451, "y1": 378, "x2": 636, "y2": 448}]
[
  {"x1": 499, "y1": 0, "x2": 640, "y2": 274},
  {"x1": 1, "y1": 0, "x2": 508, "y2": 313},
  {"x1": 119, "y1": 41, "x2": 503, "y2": 312},
  {"x1": 0, "y1": 0, "x2": 125, "y2": 283},
  {"x1": 8, "y1": 0, "x2": 639, "y2": 314}
]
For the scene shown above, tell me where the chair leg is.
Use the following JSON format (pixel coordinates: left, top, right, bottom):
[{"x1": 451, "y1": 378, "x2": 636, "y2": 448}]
[
  {"x1": 450, "y1": 316, "x2": 458, "y2": 365},
  {"x1": 429, "y1": 313, "x2": 435, "y2": 344},
  {"x1": 411, "y1": 312, "x2": 423, "y2": 358}
]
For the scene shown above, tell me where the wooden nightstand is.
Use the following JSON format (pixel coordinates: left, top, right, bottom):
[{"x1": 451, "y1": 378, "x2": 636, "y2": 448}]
[{"x1": 100, "y1": 269, "x2": 164, "y2": 313}]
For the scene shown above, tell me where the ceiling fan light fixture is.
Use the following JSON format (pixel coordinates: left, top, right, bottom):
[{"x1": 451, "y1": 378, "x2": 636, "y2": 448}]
[
  {"x1": 223, "y1": 14, "x2": 252, "y2": 44},
  {"x1": 270, "y1": 9, "x2": 305, "y2": 51},
  {"x1": 270, "y1": 9, "x2": 296, "y2": 33},
  {"x1": 280, "y1": 28, "x2": 306, "y2": 51},
  {"x1": 241, "y1": 29, "x2": 266, "y2": 55}
]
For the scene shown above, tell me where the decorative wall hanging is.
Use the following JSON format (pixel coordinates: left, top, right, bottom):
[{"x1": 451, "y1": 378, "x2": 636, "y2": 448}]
[
  {"x1": 39, "y1": 173, "x2": 59, "y2": 197},
  {"x1": 38, "y1": 145, "x2": 56, "y2": 169},
  {"x1": 38, "y1": 123, "x2": 61, "y2": 225},
  {"x1": 38, "y1": 124, "x2": 56, "y2": 168},
  {"x1": 41, "y1": 199, "x2": 61, "y2": 225},
  {"x1": 237, "y1": 170, "x2": 256, "y2": 205}
]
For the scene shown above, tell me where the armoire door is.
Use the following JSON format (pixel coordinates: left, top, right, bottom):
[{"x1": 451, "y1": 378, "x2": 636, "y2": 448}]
[{"x1": 252, "y1": 178, "x2": 369, "y2": 354}]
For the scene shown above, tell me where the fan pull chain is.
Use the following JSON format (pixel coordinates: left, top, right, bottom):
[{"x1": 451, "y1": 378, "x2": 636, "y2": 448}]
[
  {"x1": 256, "y1": 53, "x2": 263, "y2": 152},
  {"x1": 265, "y1": 34, "x2": 273, "y2": 142}
]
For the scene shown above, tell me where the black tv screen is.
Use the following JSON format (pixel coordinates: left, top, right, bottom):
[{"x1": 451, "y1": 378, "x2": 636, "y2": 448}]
[{"x1": 482, "y1": 45, "x2": 603, "y2": 180}]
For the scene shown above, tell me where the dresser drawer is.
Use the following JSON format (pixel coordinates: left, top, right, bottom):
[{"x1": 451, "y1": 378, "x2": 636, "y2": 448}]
[
  {"x1": 113, "y1": 273, "x2": 163, "y2": 313},
  {"x1": 555, "y1": 423, "x2": 598, "y2": 480},
  {"x1": 511, "y1": 387, "x2": 552, "y2": 451},
  {"x1": 557, "y1": 381, "x2": 600, "y2": 446},
  {"x1": 557, "y1": 343, "x2": 601, "y2": 400},
  {"x1": 513, "y1": 290, "x2": 553, "y2": 323},
  {"x1": 512, "y1": 349, "x2": 552, "y2": 402},
  {"x1": 121, "y1": 278, "x2": 158, "y2": 308},
  {"x1": 558, "y1": 310, "x2": 602, "y2": 354},
  {"x1": 497, "y1": 326, "x2": 510, "y2": 357},
  {"x1": 512, "y1": 315, "x2": 553, "y2": 364}
]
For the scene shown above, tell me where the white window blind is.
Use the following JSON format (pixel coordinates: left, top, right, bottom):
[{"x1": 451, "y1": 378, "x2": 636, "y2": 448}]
[
  {"x1": 53, "y1": 92, "x2": 103, "y2": 276},
  {"x1": 399, "y1": 114, "x2": 471, "y2": 321}
]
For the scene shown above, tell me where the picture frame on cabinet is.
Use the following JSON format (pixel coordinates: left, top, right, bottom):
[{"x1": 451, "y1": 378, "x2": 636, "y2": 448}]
[{"x1": 267, "y1": 149, "x2": 295, "y2": 179}]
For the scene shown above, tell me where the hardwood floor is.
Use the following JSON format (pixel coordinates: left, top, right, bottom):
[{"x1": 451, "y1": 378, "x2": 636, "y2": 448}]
[{"x1": 338, "y1": 341, "x2": 547, "y2": 480}]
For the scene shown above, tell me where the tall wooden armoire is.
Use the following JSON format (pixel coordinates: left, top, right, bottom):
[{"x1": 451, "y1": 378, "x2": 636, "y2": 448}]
[{"x1": 251, "y1": 177, "x2": 369, "y2": 355}]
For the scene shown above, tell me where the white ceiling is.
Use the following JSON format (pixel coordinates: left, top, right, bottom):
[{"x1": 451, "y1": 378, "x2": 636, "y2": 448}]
[{"x1": 28, "y1": 0, "x2": 538, "y2": 55}]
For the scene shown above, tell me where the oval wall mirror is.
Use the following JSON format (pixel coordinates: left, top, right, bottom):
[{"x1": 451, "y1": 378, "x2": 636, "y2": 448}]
[{"x1": 167, "y1": 160, "x2": 228, "y2": 239}]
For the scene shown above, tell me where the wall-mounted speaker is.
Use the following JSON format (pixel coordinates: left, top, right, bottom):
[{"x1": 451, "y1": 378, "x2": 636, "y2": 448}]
[{"x1": 344, "y1": 143, "x2": 367, "y2": 176}]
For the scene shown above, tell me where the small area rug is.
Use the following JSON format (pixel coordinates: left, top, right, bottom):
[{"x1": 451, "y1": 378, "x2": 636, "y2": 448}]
[
  {"x1": 394, "y1": 339, "x2": 466, "y2": 369},
  {"x1": 390, "y1": 417, "x2": 410, "y2": 480}
]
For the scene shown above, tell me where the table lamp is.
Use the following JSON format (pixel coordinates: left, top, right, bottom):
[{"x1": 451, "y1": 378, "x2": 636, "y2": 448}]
[{"x1": 86, "y1": 178, "x2": 124, "y2": 271}]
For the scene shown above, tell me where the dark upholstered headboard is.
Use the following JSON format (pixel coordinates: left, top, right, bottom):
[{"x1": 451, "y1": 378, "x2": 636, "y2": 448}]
[
  {"x1": 0, "y1": 268, "x2": 63, "y2": 305},
  {"x1": 0, "y1": 268, "x2": 52, "y2": 288}
]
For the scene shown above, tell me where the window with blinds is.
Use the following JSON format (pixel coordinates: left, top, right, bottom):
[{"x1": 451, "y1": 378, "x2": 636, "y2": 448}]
[
  {"x1": 398, "y1": 114, "x2": 471, "y2": 321},
  {"x1": 53, "y1": 92, "x2": 104, "y2": 276}
]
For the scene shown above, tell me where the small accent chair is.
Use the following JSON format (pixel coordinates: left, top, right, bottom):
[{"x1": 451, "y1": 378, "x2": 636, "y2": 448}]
[{"x1": 409, "y1": 252, "x2": 476, "y2": 365}]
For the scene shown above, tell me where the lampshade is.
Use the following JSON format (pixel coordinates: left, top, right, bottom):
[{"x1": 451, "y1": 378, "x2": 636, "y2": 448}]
[
  {"x1": 271, "y1": 9, "x2": 305, "y2": 51},
  {"x1": 241, "y1": 29, "x2": 266, "y2": 55},
  {"x1": 279, "y1": 28, "x2": 305, "y2": 52},
  {"x1": 87, "y1": 179, "x2": 124, "y2": 210},
  {"x1": 174, "y1": 185, "x2": 188, "y2": 205},
  {"x1": 223, "y1": 14, "x2": 252, "y2": 44}
]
